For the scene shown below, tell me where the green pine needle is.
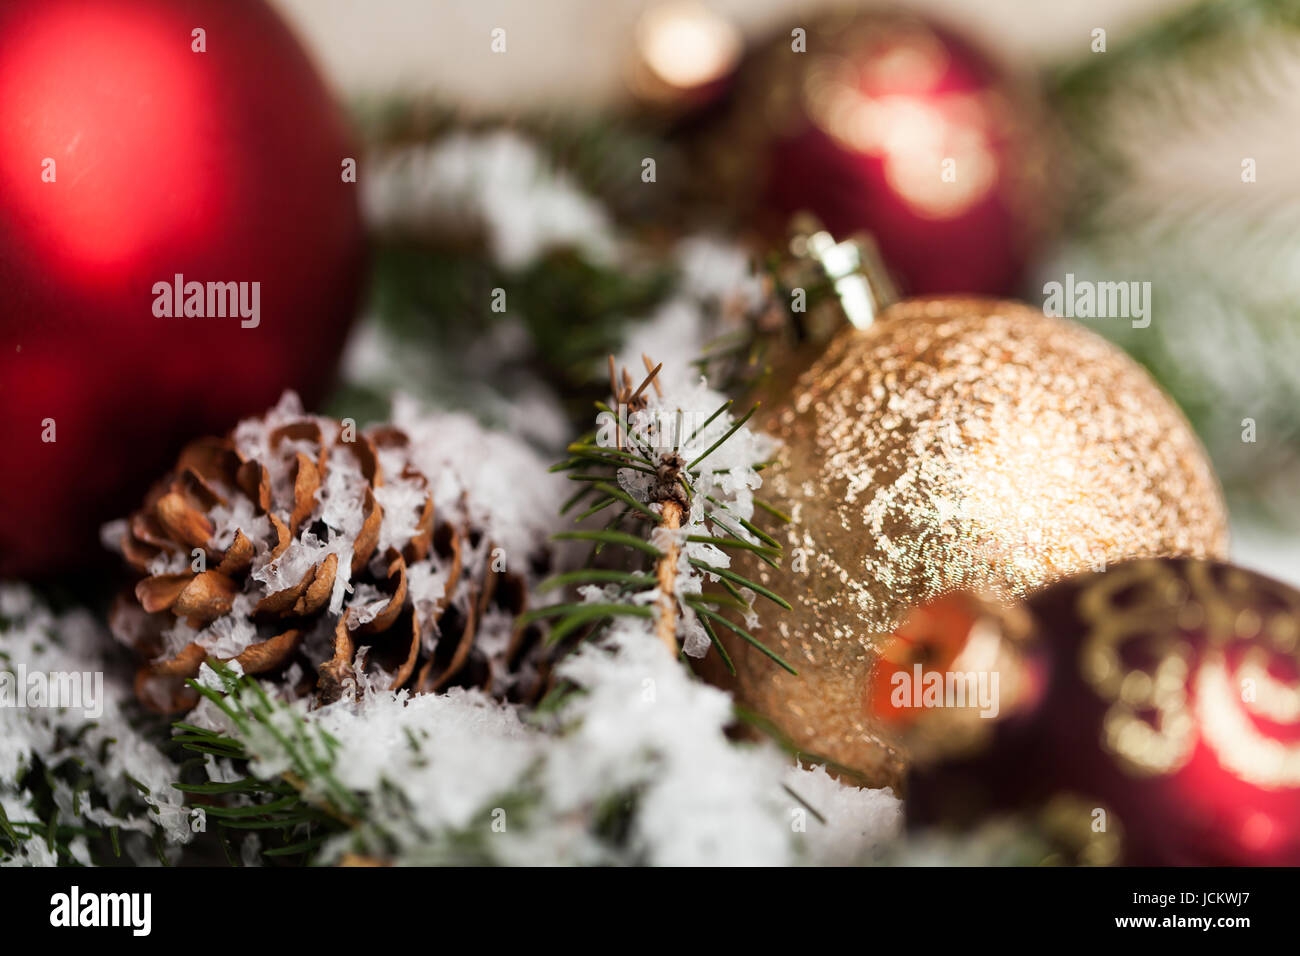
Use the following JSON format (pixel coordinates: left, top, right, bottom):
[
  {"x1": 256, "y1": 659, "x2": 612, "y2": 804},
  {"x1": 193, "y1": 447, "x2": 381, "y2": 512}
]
[
  {"x1": 684, "y1": 598, "x2": 797, "y2": 675},
  {"x1": 697, "y1": 617, "x2": 735, "y2": 676},
  {"x1": 753, "y1": 498, "x2": 792, "y2": 524},
  {"x1": 574, "y1": 495, "x2": 617, "y2": 522},
  {"x1": 553, "y1": 529, "x2": 662, "y2": 556},
  {"x1": 688, "y1": 559, "x2": 791, "y2": 610},
  {"x1": 686, "y1": 399, "x2": 733, "y2": 442},
  {"x1": 537, "y1": 569, "x2": 657, "y2": 592},
  {"x1": 685, "y1": 535, "x2": 779, "y2": 560},
  {"x1": 688, "y1": 403, "x2": 758, "y2": 471},
  {"x1": 591, "y1": 481, "x2": 664, "y2": 523}
]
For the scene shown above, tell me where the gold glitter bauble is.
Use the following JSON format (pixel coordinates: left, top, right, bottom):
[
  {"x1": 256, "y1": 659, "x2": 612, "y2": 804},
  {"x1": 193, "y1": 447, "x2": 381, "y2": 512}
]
[{"x1": 726, "y1": 297, "x2": 1229, "y2": 788}]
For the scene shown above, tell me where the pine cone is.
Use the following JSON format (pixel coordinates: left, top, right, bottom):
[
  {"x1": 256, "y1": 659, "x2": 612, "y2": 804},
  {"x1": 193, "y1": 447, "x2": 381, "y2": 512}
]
[{"x1": 107, "y1": 395, "x2": 555, "y2": 713}]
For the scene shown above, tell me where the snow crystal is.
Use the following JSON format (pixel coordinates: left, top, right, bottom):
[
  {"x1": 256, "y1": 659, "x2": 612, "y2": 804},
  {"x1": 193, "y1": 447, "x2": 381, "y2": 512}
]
[
  {"x1": 363, "y1": 131, "x2": 617, "y2": 270},
  {"x1": 0, "y1": 584, "x2": 192, "y2": 864},
  {"x1": 390, "y1": 394, "x2": 567, "y2": 563},
  {"x1": 675, "y1": 236, "x2": 765, "y2": 304},
  {"x1": 200, "y1": 593, "x2": 261, "y2": 659},
  {"x1": 406, "y1": 562, "x2": 448, "y2": 616},
  {"x1": 252, "y1": 532, "x2": 330, "y2": 596},
  {"x1": 615, "y1": 235, "x2": 767, "y2": 396},
  {"x1": 99, "y1": 518, "x2": 128, "y2": 555},
  {"x1": 784, "y1": 762, "x2": 903, "y2": 864},
  {"x1": 345, "y1": 583, "x2": 389, "y2": 629},
  {"x1": 373, "y1": 479, "x2": 427, "y2": 556}
]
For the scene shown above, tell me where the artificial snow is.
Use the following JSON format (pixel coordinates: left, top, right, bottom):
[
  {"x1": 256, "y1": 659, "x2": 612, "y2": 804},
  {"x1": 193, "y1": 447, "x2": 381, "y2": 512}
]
[
  {"x1": 0, "y1": 585, "x2": 191, "y2": 866},
  {"x1": 198, "y1": 623, "x2": 901, "y2": 866},
  {"x1": 363, "y1": 130, "x2": 617, "y2": 270}
]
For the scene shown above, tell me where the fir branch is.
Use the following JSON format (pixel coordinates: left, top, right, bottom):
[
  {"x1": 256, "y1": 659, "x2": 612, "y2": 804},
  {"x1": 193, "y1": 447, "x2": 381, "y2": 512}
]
[
  {"x1": 166, "y1": 666, "x2": 357, "y2": 865},
  {"x1": 1051, "y1": 0, "x2": 1300, "y2": 104},
  {"x1": 537, "y1": 357, "x2": 793, "y2": 673}
]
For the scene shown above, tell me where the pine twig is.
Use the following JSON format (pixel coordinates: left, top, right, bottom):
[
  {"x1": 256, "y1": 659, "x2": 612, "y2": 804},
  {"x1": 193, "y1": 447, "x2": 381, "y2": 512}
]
[
  {"x1": 654, "y1": 499, "x2": 684, "y2": 655},
  {"x1": 537, "y1": 355, "x2": 793, "y2": 672}
]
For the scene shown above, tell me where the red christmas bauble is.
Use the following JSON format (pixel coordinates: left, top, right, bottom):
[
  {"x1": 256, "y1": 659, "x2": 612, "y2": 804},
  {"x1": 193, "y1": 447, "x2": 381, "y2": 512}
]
[
  {"x1": 688, "y1": 10, "x2": 1055, "y2": 296},
  {"x1": 891, "y1": 559, "x2": 1300, "y2": 866},
  {"x1": 0, "y1": 0, "x2": 364, "y2": 578}
]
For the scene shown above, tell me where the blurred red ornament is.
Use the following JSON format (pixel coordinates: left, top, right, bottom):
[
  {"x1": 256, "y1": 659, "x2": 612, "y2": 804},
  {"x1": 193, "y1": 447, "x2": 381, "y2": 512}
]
[
  {"x1": 896, "y1": 559, "x2": 1300, "y2": 866},
  {"x1": 685, "y1": 10, "x2": 1056, "y2": 296},
  {"x1": 0, "y1": 0, "x2": 364, "y2": 578}
]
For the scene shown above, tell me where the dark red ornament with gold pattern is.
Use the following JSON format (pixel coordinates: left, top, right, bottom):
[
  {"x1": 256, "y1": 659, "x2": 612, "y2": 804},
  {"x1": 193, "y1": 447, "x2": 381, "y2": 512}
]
[{"x1": 889, "y1": 559, "x2": 1300, "y2": 865}]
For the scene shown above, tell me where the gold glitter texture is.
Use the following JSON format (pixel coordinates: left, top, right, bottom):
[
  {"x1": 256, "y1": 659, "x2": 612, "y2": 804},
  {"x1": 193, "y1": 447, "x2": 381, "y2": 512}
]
[{"x1": 726, "y1": 298, "x2": 1229, "y2": 787}]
